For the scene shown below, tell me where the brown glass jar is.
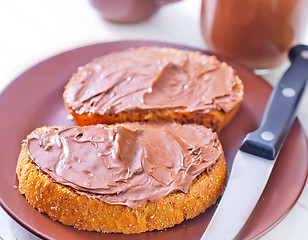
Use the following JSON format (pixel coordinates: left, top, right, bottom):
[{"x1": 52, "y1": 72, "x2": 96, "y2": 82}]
[{"x1": 200, "y1": 0, "x2": 308, "y2": 69}]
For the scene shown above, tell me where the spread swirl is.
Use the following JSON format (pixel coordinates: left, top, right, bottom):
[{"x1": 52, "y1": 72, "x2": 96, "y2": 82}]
[
  {"x1": 26, "y1": 123, "x2": 222, "y2": 208},
  {"x1": 64, "y1": 47, "x2": 239, "y2": 115}
]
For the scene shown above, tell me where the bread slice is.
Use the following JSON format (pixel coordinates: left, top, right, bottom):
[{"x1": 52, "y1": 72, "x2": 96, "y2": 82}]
[
  {"x1": 16, "y1": 123, "x2": 227, "y2": 234},
  {"x1": 63, "y1": 47, "x2": 243, "y2": 132}
]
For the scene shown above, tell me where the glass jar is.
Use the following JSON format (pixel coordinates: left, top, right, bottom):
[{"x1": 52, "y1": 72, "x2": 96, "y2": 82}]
[{"x1": 200, "y1": 0, "x2": 308, "y2": 70}]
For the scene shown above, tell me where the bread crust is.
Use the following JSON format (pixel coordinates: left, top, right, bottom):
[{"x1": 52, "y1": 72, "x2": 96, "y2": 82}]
[
  {"x1": 66, "y1": 100, "x2": 241, "y2": 133},
  {"x1": 16, "y1": 126, "x2": 227, "y2": 234}
]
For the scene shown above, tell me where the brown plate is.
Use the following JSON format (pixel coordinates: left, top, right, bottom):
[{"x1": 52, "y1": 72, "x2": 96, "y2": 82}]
[{"x1": 0, "y1": 40, "x2": 307, "y2": 240}]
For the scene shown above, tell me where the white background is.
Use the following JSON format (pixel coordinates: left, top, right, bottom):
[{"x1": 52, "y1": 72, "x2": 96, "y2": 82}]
[{"x1": 0, "y1": 0, "x2": 307, "y2": 239}]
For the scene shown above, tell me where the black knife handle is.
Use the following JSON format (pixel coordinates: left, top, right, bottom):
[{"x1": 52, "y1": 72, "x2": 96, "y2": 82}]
[{"x1": 240, "y1": 45, "x2": 308, "y2": 160}]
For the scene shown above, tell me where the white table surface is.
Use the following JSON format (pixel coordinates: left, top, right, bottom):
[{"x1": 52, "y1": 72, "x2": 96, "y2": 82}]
[{"x1": 0, "y1": 0, "x2": 307, "y2": 239}]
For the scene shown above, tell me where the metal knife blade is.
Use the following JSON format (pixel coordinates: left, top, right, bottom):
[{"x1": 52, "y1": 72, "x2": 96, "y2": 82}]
[{"x1": 201, "y1": 45, "x2": 308, "y2": 240}]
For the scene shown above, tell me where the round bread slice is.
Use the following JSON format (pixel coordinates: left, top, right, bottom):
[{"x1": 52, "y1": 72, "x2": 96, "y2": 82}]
[
  {"x1": 16, "y1": 122, "x2": 227, "y2": 234},
  {"x1": 63, "y1": 47, "x2": 244, "y2": 132}
]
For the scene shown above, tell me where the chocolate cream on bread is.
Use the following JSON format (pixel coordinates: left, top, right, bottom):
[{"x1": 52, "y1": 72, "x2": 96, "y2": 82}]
[
  {"x1": 64, "y1": 47, "x2": 243, "y2": 131},
  {"x1": 25, "y1": 122, "x2": 222, "y2": 208}
]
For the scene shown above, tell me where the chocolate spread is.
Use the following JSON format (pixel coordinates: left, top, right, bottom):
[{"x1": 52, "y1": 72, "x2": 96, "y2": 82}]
[
  {"x1": 64, "y1": 47, "x2": 239, "y2": 115},
  {"x1": 26, "y1": 123, "x2": 222, "y2": 208}
]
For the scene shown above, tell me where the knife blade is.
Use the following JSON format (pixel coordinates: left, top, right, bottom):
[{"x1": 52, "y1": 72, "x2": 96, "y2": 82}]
[{"x1": 201, "y1": 44, "x2": 308, "y2": 240}]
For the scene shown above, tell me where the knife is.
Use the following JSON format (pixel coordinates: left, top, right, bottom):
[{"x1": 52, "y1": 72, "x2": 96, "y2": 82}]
[{"x1": 201, "y1": 45, "x2": 308, "y2": 240}]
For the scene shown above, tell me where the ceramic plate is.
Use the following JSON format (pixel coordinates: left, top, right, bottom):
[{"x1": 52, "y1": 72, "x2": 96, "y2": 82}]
[{"x1": 0, "y1": 40, "x2": 307, "y2": 240}]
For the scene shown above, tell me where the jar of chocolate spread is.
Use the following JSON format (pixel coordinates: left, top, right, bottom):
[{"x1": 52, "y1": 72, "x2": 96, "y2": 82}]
[{"x1": 200, "y1": 0, "x2": 308, "y2": 70}]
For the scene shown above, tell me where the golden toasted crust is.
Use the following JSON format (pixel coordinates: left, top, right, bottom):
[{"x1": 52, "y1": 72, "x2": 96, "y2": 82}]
[
  {"x1": 66, "y1": 101, "x2": 241, "y2": 133},
  {"x1": 16, "y1": 126, "x2": 227, "y2": 234}
]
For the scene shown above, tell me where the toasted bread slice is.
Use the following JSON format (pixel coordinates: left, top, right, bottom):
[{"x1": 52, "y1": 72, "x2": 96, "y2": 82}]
[
  {"x1": 63, "y1": 47, "x2": 243, "y2": 132},
  {"x1": 16, "y1": 123, "x2": 227, "y2": 233}
]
